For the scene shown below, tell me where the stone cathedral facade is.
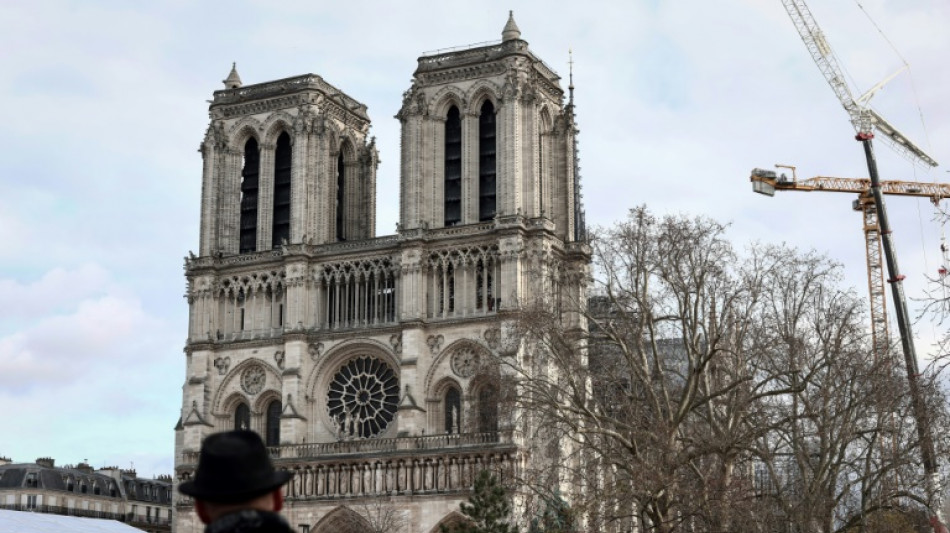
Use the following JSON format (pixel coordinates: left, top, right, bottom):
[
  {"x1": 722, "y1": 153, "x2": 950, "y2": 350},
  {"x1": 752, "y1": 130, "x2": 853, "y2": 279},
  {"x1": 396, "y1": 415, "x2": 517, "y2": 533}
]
[{"x1": 174, "y1": 13, "x2": 588, "y2": 533}]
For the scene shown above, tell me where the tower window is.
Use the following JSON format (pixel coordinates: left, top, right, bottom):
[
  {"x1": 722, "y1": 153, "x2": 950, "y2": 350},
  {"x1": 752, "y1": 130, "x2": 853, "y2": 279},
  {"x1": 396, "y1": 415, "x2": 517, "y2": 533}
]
[
  {"x1": 336, "y1": 150, "x2": 346, "y2": 241},
  {"x1": 478, "y1": 100, "x2": 497, "y2": 221},
  {"x1": 272, "y1": 132, "x2": 292, "y2": 247},
  {"x1": 444, "y1": 386, "x2": 461, "y2": 434},
  {"x1": 266, "y1": 399, "x2": 281, "y2": 446},
  {"x1": 240, "y1": 138, "x2": 260, "y2": 254},
  {"x1": 444, "y1": 106, "x2": 462, "y2": 226},
  {"x1": 234, "y1": 402, "x2": 250, "y2": 431}
]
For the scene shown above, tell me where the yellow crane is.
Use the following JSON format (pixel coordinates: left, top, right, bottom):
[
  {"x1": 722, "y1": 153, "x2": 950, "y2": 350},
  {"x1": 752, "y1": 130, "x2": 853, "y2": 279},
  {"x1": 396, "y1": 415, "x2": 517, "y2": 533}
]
[{"x1": 750, "y1": 166, "x2": 950, "y2": 359}]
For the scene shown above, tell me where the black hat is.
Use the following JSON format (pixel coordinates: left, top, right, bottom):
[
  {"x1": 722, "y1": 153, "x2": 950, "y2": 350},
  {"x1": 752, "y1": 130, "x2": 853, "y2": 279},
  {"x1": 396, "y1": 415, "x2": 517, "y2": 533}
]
[{"x1": 179, "y1": 430, "x2": 293, "y2": 503}]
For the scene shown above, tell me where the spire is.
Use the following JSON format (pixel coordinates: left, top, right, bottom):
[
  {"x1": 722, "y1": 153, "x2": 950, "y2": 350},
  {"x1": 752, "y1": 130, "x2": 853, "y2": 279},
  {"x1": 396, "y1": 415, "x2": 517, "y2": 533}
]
[
  {"x1": 502, "y1": 10, "x2": 521, "y2": 41},
  {"x1": 568, "y1": 48, "x2": 575, "y2": 106},
  {"x1": 223, "y1": 62, "x2": 242, "y2": 89}
]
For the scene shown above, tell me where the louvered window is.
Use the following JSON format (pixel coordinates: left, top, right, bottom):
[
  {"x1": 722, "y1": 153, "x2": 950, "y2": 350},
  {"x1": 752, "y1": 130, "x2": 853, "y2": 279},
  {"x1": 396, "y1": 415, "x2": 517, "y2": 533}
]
[
  {"x1": 272, "y1": 132, "x2": 292, "y2": 247},
  {"x1": 239, "y1": 139, "x2": 260, "y2": 253},
  {"x1": 336, "y1": 150, "x2": 345, "y2": 241},
  {"x1": 444, "y1": 106, "x2": 462, "y2": 226},
  {"x1": 478, "y1": 100, "x2": 497, "y2": 221}
]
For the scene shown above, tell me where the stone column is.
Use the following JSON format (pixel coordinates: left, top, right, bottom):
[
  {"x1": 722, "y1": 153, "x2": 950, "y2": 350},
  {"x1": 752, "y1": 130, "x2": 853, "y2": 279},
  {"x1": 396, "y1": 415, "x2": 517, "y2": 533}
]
[{"x1": 258, "y1": 142, "x2": 276, "y2": 251}]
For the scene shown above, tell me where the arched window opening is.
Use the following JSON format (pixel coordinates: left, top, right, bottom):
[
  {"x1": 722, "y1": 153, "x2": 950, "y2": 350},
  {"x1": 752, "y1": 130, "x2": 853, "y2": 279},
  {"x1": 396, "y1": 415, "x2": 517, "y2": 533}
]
[
  {"x1": 272, "y1": 132, "x2": 292, "y2": 247},
  {"x1": 444, "y1": 386, "x2": 461, "y2": 434},
  {"x1": 477, "y1": 384, "x2": 498, "y2": 433},
  {"x1": 444, "y1": 106, "x2": 462, "y2": 226},
  {"x1": 336, "y1": 150, "x2": 346, "y2": 241},
  {"x1": 437, "y1": 262, "x2": 456, "y2": 315},
  {"x1": 478, "y1": 100, "x2": 497, "y2": 221},
  {"x1": 240, "y1": 138, "x2": 260, "y2": 254},
  {"x1": 234, "y1": 402, "x2": 250, "y2": 430},
  {"x1": 266, "y1": 399, "x2": 281, "y2": 446},
  {"x1": 538, "y1": 109, "x2": 552, "y2": 217},
  {"x1": 475, "y1": 258, "x2": 495, "y2": 311}
]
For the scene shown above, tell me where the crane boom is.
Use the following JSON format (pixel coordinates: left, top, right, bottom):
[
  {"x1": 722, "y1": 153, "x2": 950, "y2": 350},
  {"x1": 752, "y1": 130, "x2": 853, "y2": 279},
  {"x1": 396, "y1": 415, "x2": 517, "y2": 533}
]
[
  {"x1": 751, "y1": 169, "x2": 950, "y2": 198},
  {"x1": 781, "y1": 0, "x2": 938, "y2": 167}
]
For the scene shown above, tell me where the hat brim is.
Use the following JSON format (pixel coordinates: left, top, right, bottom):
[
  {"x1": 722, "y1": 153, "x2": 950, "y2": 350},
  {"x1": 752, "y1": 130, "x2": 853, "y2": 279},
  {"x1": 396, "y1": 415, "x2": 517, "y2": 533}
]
[{"x1": 179, "y1": 470, "x2": 293, "y2": 504}]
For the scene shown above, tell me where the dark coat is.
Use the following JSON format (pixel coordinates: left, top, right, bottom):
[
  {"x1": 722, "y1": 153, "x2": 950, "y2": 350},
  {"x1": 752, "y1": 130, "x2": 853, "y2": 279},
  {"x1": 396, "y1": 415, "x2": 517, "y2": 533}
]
[{"x1": 205, "y1": 510, "x2": 294, "y2": 533}]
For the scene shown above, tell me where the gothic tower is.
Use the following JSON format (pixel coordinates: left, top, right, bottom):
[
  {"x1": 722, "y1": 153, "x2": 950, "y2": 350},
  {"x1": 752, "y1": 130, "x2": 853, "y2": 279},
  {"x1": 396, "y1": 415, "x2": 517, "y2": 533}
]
[{"x1": 175, "y1": 13, "x2": 588, "y2": 533}]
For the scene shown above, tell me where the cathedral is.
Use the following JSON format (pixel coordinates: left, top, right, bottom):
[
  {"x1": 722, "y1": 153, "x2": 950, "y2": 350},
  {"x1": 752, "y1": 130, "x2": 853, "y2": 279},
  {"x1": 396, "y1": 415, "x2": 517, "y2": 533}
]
[{"x1": 174, "y1": 13, "x2": 589, "y2": 533}]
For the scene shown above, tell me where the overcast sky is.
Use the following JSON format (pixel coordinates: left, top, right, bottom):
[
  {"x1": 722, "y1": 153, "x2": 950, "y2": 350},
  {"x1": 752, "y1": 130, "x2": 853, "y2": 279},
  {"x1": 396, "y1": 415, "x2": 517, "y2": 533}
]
[{"x1": 1, "y1": 0, "x2": 947, "y2": 478}]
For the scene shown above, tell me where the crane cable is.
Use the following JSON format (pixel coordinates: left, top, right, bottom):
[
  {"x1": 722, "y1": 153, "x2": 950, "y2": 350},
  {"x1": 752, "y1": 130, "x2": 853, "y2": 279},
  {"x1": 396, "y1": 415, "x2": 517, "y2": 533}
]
[
  {"x1": 854, "y1": 0, "x2": 950, "y2": 282},
  {"x1": 853, "y1": 0, "x2": 935, "y2": 179}
]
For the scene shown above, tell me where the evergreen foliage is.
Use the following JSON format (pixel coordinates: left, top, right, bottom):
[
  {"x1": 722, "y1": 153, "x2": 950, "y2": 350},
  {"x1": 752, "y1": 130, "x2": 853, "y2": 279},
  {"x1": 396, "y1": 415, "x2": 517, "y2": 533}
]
[
  {"x1": 441, "y1": 470, "x2": 518, "y2": 533},
  {"x1": 528, "y1": 491, "x2": 576, "y2": 533}
]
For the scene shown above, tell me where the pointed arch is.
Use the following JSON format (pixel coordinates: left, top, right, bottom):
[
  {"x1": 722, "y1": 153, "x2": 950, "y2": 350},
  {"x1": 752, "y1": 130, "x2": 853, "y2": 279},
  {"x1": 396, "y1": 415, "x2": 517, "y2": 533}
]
[
  {"x1": 312, "y1": 505, "x2": 373, "y2": 533},
  {"x1": 227, "y1": 116, "x2": 263, "y2": 149},
  {"x1": 468, "y1": 366, "x2": 502, "y2": 434},
  {"x1": 212, "y1": 359, "x2": 282, "y2": 414},
  {"x1": 424, "y1": 338, "x2": 493, "y2": 394},
  {"x1": 429, "y1": 511, "x2": 471, "y2": 533},
  {"x1": 429, "y1": 86, "x2": 467, "y2": 119},
  {"x1": 336, "y1": 138, "x2": 357, "y2": 242},
  {"x1": 465, "y1": 80, "x2": 501, "y2": 115},
  {"x1": 261, "y1": 111, "x2": 296, "y2": 146},
  {"x1": 430, "y1": 377, "x2": 464, "y2": 435}
]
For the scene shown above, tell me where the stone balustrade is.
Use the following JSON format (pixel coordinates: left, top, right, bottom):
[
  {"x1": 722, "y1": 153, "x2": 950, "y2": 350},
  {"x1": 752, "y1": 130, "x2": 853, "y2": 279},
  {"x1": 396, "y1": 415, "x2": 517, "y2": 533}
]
[{"x1": 177, "y1": 432, "x2": 516, "y2": 507}]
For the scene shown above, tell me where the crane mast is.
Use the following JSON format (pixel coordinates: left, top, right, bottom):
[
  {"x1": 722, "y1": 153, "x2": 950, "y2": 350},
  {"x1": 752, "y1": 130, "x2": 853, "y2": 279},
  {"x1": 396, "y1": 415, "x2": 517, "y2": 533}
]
[
  {"x1": 777, "y1": 2, "x2": 944, "y2": 529},
  {"x1": 752, "y1": 169, "x2": 950, "y2": 359}
]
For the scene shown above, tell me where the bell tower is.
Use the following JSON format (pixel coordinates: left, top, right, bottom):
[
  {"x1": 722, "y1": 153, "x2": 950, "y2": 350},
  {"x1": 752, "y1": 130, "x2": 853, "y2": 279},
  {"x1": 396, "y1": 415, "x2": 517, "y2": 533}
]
[
  {"x1": 197, "y1": 67, "x2": 378, "y2": 256},
  {"x1": 396, "y1": 11, "x2": 585, "y2": 243}
]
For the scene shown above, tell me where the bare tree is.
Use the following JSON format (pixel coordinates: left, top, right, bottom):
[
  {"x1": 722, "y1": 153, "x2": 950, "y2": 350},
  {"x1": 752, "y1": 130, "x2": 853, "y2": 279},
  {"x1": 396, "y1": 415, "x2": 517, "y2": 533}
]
[
  {"x1": 509, "y1": 206, "x2": 946, "y2": 533},
  {"x1": 332, "y1": 499, "x2": 408, "y2": 533}
]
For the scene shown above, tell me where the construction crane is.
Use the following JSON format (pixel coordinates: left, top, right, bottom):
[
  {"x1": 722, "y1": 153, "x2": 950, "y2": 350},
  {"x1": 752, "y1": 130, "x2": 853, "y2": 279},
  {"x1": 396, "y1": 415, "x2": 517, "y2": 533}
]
[
  {"x1": 750, "y1": 166, "x2": 950, "y2": 358},
  {"x1": 780, "y1": 2, "x2": 944, "y2": 529}
]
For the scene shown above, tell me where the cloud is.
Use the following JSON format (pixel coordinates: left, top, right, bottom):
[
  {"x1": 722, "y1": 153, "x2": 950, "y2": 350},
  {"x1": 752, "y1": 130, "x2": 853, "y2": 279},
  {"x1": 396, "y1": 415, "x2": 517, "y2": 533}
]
[
  {"x1": 0, "y1": 263, "x2": 110, "y2": 322},
  {"x1": 0, "y1": 266, "x2": 163, "y2": 393}
]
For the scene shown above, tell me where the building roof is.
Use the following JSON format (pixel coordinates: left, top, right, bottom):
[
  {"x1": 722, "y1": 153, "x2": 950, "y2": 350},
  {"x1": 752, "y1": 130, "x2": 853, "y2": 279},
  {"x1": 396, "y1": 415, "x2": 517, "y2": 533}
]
[
  {"x1": 0, "y1": 509, "x2": 144, "y2": 533},
  {"x1": 0, "y1": 462, "x2": 172, "y2": 503}
]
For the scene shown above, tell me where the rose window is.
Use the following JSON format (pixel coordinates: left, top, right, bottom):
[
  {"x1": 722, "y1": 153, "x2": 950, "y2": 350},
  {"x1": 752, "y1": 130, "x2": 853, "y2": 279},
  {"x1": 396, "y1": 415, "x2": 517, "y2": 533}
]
[{"x1": 327, "y1": 355, "x2": 399, "y2": 438}]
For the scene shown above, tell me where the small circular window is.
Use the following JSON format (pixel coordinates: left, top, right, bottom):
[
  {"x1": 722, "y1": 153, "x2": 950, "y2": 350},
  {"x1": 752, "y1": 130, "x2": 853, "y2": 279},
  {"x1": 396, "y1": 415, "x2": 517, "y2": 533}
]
[{"x1": 327, "y1": 355, "x2": 399, "y2": 438}]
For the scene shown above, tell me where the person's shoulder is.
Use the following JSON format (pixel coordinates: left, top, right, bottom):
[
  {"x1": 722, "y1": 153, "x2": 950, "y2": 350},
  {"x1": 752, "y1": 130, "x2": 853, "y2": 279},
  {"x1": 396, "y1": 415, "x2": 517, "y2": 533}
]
[{"x1": 206, "y1": 509, "x2": 294, "y2": 533}]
